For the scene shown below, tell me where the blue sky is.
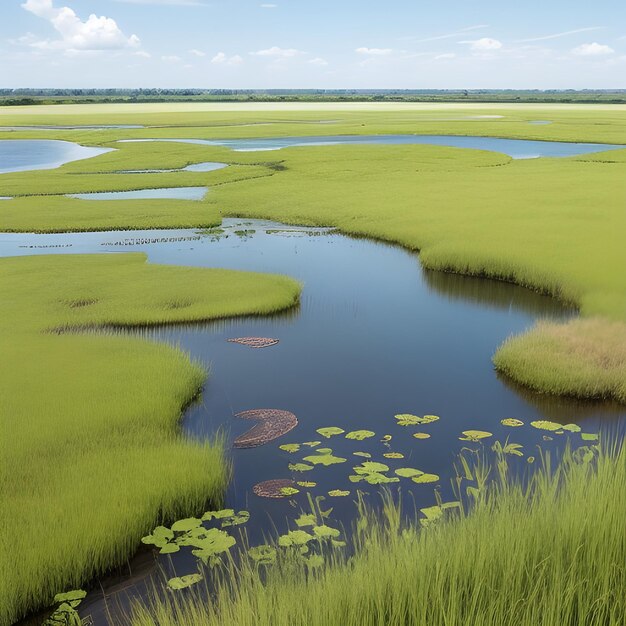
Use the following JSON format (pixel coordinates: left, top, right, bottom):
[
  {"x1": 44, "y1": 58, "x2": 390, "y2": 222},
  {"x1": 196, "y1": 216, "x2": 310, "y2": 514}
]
[{"x1": 1, "y1": 0, "x2": 625, "y2": 88}]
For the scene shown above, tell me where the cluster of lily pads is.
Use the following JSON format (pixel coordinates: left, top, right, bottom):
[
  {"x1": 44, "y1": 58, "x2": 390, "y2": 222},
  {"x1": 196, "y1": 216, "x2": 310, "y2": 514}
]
[{"x1": 43, "y1": 590, "x2": 86, "y2": 626}]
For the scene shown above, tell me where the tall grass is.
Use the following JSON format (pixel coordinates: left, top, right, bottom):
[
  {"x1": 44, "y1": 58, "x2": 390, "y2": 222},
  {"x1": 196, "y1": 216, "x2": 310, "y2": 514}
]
[
  {"x1": 0, "y1": 253, "x2": 301, "y2": 626},
  {"x1": 131, "y1": 443, "x2": 626, "y2": 626}
]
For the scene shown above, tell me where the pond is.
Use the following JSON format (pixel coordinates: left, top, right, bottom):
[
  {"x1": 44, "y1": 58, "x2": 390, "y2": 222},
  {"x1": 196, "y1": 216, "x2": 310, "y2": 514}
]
[
  {"x1": 119, "y1": 134, "x2": 625, "y2": 159},
  {"x1": 3, "y1": 218, "x2": 624, "y2": 623},
  {"x1": 119, "y1": 162, "x2": 228, "y2": 174},
  {"x1": 0, "y1": 139, "x2": 112, "y2": 174},
  {"x1": 67, "y1": 186, "x2": 208, "y2": 200}
]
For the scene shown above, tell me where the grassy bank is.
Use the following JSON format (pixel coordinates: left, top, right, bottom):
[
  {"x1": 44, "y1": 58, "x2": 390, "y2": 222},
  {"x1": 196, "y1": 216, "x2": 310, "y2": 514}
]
[
  {"x1": 0, "y1": 254, "x2": 301, "y2": 626},
  {"x1": 131, "y1": 443, "x2": 626, "y2": 626}
]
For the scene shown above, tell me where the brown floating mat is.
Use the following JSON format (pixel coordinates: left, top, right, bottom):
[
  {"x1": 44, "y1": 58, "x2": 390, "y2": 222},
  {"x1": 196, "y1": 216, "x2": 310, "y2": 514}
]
[
  {"x1": 227, "y1": 337, "x2": 279, "y2": 348},
  {"x1": 253, "y1": 479, "x2": 297, "y2": 498},
  {"x1": 233, "y1": 409, "x2": 298, "y2": 449}
]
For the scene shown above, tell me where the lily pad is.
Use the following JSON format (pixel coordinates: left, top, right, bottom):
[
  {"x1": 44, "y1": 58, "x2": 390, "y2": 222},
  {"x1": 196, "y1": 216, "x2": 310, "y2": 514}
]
[
  {"x1": 221, "y1": 511, "x2": 250, "y2": 527},
  {"x1": 234, "y1": 409, "x2": 298, "y2": 449},
  {"x1": 303, "y1": 441, "x2": 322, "y2": 447},
  {"x1": 411, "y1": 473, "x2": 439, "y2": 484},
  {"x1": 328, "y1": 489, "x2": 350, "y2": 497},
  {"x1": 167, "y1": 574, "x2": 203, "y2": 590},
  {"x1": 459, "y1": 430, "x2": 493, "y2": 442},
  {"x1": 303, "y1": 449, "x2": 347, "y2": 466},
  {"x1": 501, "y1": 418, "x2": 524, "y2": 427},
  {"x1": 202, "y1": 509, "x2": 234, "y2": 521},
  {"x1": 278, "y1": 530, "x2": 314, "y2": 547},
  {"x1": 253, "y1": 478, "x2": 298, "y2": 498},
  {"x1": 295, "y1": 513, "x2": 317, "y2": 527},
  {"x1": 395, "y1": 468, "x2": 423, "y2": 478},
  {"x1": 279, "y1": 443, "x2": 301, "y2": 453},
  {"x1": 190, "y1": 528, "x2": 236, "y2": 564},
  {"x1": 351, "y1": 461, "x2": 400, "y2": 484},
  {"x1": 562, "y1": 424, "x2": 582, "y2": 433},
  {"x1": 52, "y1": 591, "x2": 86, "y2": 604},
  {"x1": 345, "y1": 430, "x2": 375, "y2": 441},
  {"x1": 313, "y1": 525, "x2": 341, "y2": 539},
  {"x1": 248, "y1": 544, "x2": 277, "y2": 565},
  {"x1": 381, "y1": 434, "x2": 393, "y2": 442},
  {"x1": 317, "y1": 427, "x2": 345, "y2": 439},
  {"x1": 171, "y1": 518, "x2": 202, "y2": 532},
  {"x1": 353, "y1": 451, "x2": 372, "y2": 458},
  {"x1": 420, "y1": 505, "x2": 443, "y2": 527},
  {"x1": 581, "y1": 433, "x2": 599, "y2": 441},
  {"x1": 141, "y1": 526, "x2": 174, "y2": 548},
  {"x1": 530, "y1": 420, "x2": 562, "y2": 432},
  {"x1": 296, "y1": 481, "x2": 317, "y2": 488},
  {"x1": 159, "y1": 543, "x2": 180, "y2": 555},
  {"x1": 394, "y1": 414, "x2": 421, "y2": 426},
  {"x1": 412, "y1": 433, "x2": 431, "y2": 440},
  {"x1": 289, "y1": 462, "x2": 315, "y2": 472},
  {"x1": 280, "y1": 486, "x2": 300, "y2": 496},
  {"x1": 383, "y1": 452, "x2": 405, "y2": 459}
]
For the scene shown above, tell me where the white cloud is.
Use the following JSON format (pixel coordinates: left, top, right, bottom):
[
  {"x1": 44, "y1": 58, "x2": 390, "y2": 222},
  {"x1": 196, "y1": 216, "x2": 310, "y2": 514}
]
[
  {"x1": 134, "y1": 50, "x2": 151, "y2": 58},
  {"x1": 308, "y1": 57, "x2": 329, "y2": 67},
  {"x1": 515, "y1": 27, "x2": 603, "y2": 43},
  {"x1": 434, "y1": 53, "x2": 456, "y2": 60},
  {"x1": 21, "y1": 0, "x2": 140, "y2": 51},
  {"x1": 459, "y1": 37, "x2": 502, "y2": 51},
  {"x1": 355, "y1": 47, "x2": 393, "y2": 55},
  {"x1": 161, "y1": 55, "x2": 181, "y2": 62},
  {"x1": 260, "y1": 3, "x2": 277, "y2": 7},
  {"x1": 250, "y1": 46, "x2": 303, "y2": 57},
  {"x1": 572, "y1": 42, "x2": 614, "y2": 56},
  {"x1": 189, "y1": 49, "x2": 205, "y2": 57},
  {"x1": 211, "y1": 52, "x2": 243, "y2": 65}
]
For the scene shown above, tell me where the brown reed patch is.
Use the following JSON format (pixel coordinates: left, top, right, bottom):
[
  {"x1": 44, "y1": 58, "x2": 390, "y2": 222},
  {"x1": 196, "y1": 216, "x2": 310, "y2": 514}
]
[
  {"x1": 234, "y1": 409, "x2": 298, "y2": 448},
  {"x1": 227, "y1": 337, "x2": 279, "y2": 348}
]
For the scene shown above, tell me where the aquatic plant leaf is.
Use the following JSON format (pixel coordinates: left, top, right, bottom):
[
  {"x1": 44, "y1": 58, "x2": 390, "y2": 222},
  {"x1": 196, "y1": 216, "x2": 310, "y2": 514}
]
[
  {"x1": 52, "y1": 590, "x2": 86, "y2": 604},
  {"x1": 412, "y1": 433, "x2": 431, "y2": 440},
  {"x1": 422, "y1": 415, "x2": 440, "y2": 424},
  {"x1": 328, "y1": 489, "x2": 350, "y2": 497},
  {"x1": 159, "y1": 543, "x2": 180, "y2": 554},
  {"x1": 394, "y1": 414, "x2": 421, "y2": 426},
  {"x1": 253, "y1": 479, "x2": 298, "y2": 498},
  {"x1": 202, "y1": 509, "x2": 235, "y2": 521},
  {"x1": 345, "y1": 430, "x2": 375, "y2": 441},
  {"x1": 502, "y1": 442, "x2": 524, "y2": 457},
  {"x1": 278, "y1": 530, "x2": 314, "y2": 547},
  {"x1": 280, "y1": 487, "x2": 300, "y2": 496},
  {"x1": 304, "y1": 554, "x2": 324, "y2": 568},
  {"x1": 289, "y1": 462, "x2": 315, "y2": 472},
  {"x1": 296, "y1": 481, "x2": 317, "y2": 488},
  {"x1": 332, "y1": 539, "x2": 347, "y2": 548},
  {"x1": 191, "y1": 528, "x2": 236, "y2": 563},
  {"x1": 303, "y1": 441, "x2": 322, "y2": 447},
  {"x1": 395, "y1": 467, "x2": 424, "y2": 478},
  {"x1": 459, "y1": 430, "x2": 493, "y2": 442},
  {"x1": 355, "y1": 461, "x2": 389, "y2": 473},
  {"x1": 248, "y1": 545, "x2": 277, "y2": 565},
  {"x1": 501, "y1": 418, "x2": 524, "y2": 427},
  {"x1": 295, "y1": 513, "x2": 317, "y2": 528},
  {"x1": 366, "y1": 473, "x2": 400, "y2": 484},
  {"x1": 530, "y1": 420, "x2": 562, "y2": 432},
  {"x1": 313, "y1": 525, "x2": 341, "y2": 539},
  {"x1": 279, "y1": 443, "x2": 301, "y2": 453},
  {"x1": 383, "y1": 452, "x2": 405, "y2": 459},
  {"x1": 221, "y1": 511, "x2": 250, "y2": 527},
  {"x1": 316, "y1": 427, "x2": 345, "y2": 439},
  {"x1": 141, "y1": 526, "x2": 174, "y2": 547},
  {"x1": 420, "y1": 505, "x2": 443, "y2": 527},
  {"x1": 562, "y1": 424, "x2": 581, "y2": 433},
  {"x1": 303, "y1": 449, "x2": 347, "y2": 466},
  {"x1": 381, "y1": 434, "x2": 393, "y2": 442},
  {"x1": 353, "y1": 451, "x2": 372, "y2": 458},
  {"x1": 411, "y1": 473, "x2": 439, "y2": 484},
  {"x1": 171, "y1": 518, "x2": 202, "y2": 532},
  {"x1": 167, "y1": 574, "x2": 203, "y2": 590},
  {"x1": 234, "y1": 409, "x2": 298, "y2": 449},
  {"x1": 581, "y1": 433, "x2": 599, "y2": 441},
  {"x1": 527, "y1": 456, "x2": 535, "y2": 464}
]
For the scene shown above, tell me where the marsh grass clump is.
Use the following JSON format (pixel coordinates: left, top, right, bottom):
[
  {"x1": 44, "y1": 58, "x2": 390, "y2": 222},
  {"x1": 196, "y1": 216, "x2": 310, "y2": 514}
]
[
  {"x1": 494, "y1": 318, "x2": 626, "y2": 403},
  {"x1": 130, "y1": 442, "x2": 626, "y2": 626}
]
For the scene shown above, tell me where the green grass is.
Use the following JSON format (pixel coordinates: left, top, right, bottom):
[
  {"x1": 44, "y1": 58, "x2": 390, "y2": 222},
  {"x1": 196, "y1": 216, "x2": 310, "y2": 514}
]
[
  {"x1": 130, "y1": 443, "x2": 626, "y2": 626},
  {"x1": 0, "y1": 253, "x2": 301, "y2": 626}
]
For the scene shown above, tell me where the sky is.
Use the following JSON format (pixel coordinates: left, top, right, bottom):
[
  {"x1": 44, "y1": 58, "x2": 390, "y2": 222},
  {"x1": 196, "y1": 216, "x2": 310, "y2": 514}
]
[{"x1": 1, "y1": 0, "x2": 625, "y2": 89}]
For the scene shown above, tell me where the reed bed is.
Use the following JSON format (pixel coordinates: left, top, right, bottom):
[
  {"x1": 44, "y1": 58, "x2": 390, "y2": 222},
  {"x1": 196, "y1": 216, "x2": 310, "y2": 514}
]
[
  {"x1": 0, "y1": 253, "x2": 301, "y2": 626},
  {"x1": 130, "y1": 442, "x2": 626, "y2": 626}
]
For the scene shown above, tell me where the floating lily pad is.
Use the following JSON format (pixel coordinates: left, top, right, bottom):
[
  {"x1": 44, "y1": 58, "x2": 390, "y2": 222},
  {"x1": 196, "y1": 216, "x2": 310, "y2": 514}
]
[
  {"x1": 581, "y1": 433, "x2": 599, "y2": 441},
  {"x1": 190, "y1": 528, "x2": 236, "y2": 564},
  {"x1": 296, "y1": 481, "x2": 317, "y2": 488},
  {"x1": 159, "y1": 543, "x2": 180, "y2": 554},
  {"x1": 317, "y1": 427, "x2": 345, "y2": 439},
  {"x1": 253, "y1": 479, "x2": 298, "y2": 498},
  {"x1": 328, "y1": 489, "x2": 350, "y2": 497},
  {"x1": 52, "y1": 591, "x2": 86, "y2": 604},
  {"x1": 420, "y1": 505, "x2": 443, "y2": 527},
  {"x1": 303, "y1": 448, "x2": 347, "y2": 466},
  {"x1": 562, "y1": 424, "x2": 581, "y2": 433},
  {"x1": 394, "y1": 414, "x2": 421, "y2": 426},
  {"x1": 313, "y1": 525, "x2": 341, "y2": 539},
  {"x1": 345, "y1": 429, "x2": 375, "y2": 441},
  {"x1": 383, "y1": 452, "x2": 404, "y2": 459},
  {"x1": 227, "y1": 337, "x2": 279, "y2": 349},
  {"x1": 278, "y1": 530, "x2": 314, "y2": 547},
  {"x1": 279, "y1": 443, "x2": 301, "y2": 453},
  {"x1": 395, "y1": 468, "x2": 423, "y2": 478},
  {"x1": 142, "y1": 526, "x2": 174, "y2": 548},
  {"x1": 295, "y1": 513, "x2": 317, "y2": 527},
  {"x1": 221, "y1": 511, "x2": 250, "y2": 527},
  {"x1": 280, "y1": 487, "x2": 300, "y2": 496},
  {"x1": 289, "y1": 462, "x2": 315, "y2": 472},
  {"x1": 248, "y1": 544, "x2": 277, "y2": 565},
  {"x1": 171, "y1": 518, "x2": 202, "y2": 532},
  {"x1": 303, "y1": 441, "x2": 322, "y2": 447},
  {"x1": 530, "y1": 420, "x2": 562, "y2": 432},
  {"x1": 353, "y1": 451, "x2": 372, "y2": 458},
  {"x1": 202, "y1": 509, "x2": 235, "y2": 521},
  {"x1": 381, "y1": 434, "x2": 393, "y2": 442},
  {"x1": 351, "y1": 461, "x2": 400, "y2": 484},
  {"x1": 412, "y1": 473, "x2": 439, "y2": 484},
  {"x1": 459, "y1": 430, "x2": 493, "y2": 442},
  {"x1": 501, "y1": 418, "x2": 524, "y2": 427},
  {"x1": 412, "y1": 433, "x2": 431, "y2": 440},
  {"x1": 167, "y1": 574, "x2": 203, "y2": 590},
  {"x1": 234, "y1": 409, "x2": 298, "y2": 449}
]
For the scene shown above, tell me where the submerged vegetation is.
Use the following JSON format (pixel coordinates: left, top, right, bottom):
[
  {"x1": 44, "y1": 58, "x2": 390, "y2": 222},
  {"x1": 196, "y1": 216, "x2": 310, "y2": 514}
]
[{"x1": 0, "y1": 254, "x2": 300, "y2": 626}]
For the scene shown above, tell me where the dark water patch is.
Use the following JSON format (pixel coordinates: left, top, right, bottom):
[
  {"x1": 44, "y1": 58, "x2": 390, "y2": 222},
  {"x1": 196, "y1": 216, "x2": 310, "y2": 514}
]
[
  {"x1": 0, "y1": 139, "x2": 112, "y2": 173},
  {"x1": 67, "y1": 186, "x2": 208, "y2": 200},
  {"x1": 118, "y1": 134, "x2": 625, "y2": 159}
]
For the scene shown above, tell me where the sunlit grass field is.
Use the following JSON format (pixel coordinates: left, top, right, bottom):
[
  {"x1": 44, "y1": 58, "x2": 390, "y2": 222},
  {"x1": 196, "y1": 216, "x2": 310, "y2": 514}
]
[
  {"x1": 0, "y1": 254, "x2": 301, "y2": 626},
  {"x1": 131, "y1": 443, "x2": 626, "y2": 626}
]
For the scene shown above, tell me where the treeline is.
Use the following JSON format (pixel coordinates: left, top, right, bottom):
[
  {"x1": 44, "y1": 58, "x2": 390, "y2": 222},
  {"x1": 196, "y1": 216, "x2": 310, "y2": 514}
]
[{"x1": 1, "y1": 88, "x2": 626, "y2": 105}]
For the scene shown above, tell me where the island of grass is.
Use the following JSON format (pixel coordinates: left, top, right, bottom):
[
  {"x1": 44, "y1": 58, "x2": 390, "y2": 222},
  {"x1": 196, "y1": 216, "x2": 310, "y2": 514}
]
[{"x1": 0, "y1": 253, "x2": 300, "y2": 626}]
